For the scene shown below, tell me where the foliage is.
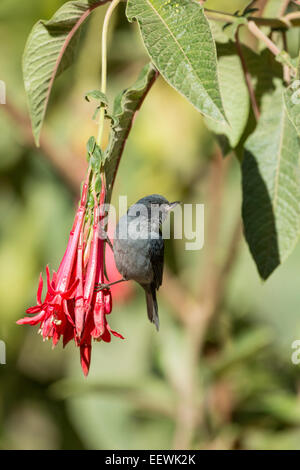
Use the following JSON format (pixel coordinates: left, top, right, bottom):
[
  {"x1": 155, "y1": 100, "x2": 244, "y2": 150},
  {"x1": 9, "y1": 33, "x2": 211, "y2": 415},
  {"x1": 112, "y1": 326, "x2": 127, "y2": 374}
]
[
  {"x1": 2, "y1": 0, "x2": 300, "y2": 450},
  {"x1": 22, "y1": 0, "x2": 300, "y2": 280},
  {"x1": 242, "y1": 80, "x2": 300, "y2": 279}
]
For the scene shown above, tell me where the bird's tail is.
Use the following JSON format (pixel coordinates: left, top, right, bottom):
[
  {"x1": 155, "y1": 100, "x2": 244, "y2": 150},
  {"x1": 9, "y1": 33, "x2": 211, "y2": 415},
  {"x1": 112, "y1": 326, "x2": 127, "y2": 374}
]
[{"x1": 145, "y1": 286, "x2": 159, "y2": 331}]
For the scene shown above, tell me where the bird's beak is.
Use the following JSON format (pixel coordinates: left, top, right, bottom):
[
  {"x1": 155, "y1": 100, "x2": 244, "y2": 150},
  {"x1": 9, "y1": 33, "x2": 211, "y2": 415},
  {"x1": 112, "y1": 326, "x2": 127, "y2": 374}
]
[{"x1": 168, "y1": 201, "x2": 181, "y2": 211}]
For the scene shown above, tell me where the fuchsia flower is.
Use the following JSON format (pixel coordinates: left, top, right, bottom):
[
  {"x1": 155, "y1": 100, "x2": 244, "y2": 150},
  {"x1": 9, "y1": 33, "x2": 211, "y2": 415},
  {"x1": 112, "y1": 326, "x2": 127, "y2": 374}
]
[{"x1": 17, "y1": 171, "x2": 124, "y2": 376}]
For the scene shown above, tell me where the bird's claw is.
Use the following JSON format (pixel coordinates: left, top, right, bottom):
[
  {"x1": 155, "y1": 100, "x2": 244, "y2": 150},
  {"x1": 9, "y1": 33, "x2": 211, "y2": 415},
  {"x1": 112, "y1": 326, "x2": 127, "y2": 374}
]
[{"x1": 94, "y1": 283, "x2": 110, "y2": 292}]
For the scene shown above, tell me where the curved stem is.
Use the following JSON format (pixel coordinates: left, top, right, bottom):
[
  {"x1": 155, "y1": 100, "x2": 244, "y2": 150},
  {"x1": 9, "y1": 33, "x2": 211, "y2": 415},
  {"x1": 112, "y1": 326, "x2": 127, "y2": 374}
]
[
  {"x1": 204, "y1": 8, "x2": 300, "y2": 29},
  {"x1": 247, "y1": 21, "x2": 296, "y2": 75},
  {"x1": 235, "y1": 28, "x2": 260, "y2": 122},
  {"x1": 248, "y1": 20, "x2": 281, "y2": 55},
  {"x1": 284, "y1": 11, "x2": 300, "y2": 22},
  {"x1": 97, "y1": 0, "x2": 121, "y2": 147}
]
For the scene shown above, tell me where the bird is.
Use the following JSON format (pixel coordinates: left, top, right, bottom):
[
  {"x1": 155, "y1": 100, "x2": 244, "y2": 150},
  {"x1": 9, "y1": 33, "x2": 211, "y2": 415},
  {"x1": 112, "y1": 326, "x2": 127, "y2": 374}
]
[{"x1": 98, "y1": 195, "x2": 179, "y2": 331}]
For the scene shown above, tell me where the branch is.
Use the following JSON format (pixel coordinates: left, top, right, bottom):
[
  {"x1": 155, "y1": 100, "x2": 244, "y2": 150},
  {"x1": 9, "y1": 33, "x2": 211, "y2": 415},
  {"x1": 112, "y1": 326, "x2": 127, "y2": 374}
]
[
  {"x1": 245, "y1": 20, "x2": 296, "y2": 76},
  {"x1": 279, "y1": 0, "x2": 292, "y2": 16},
  {"x1": 235, "y1": 28, "x2": 260, "y2": 122},
  {"x1": 254, "y1": 0, "x2": 269, "y2": 15},
  {"x1": 204, "y1": 8, "x2": 300, "y2": 29},
  {"x1": 285, "y1": 12, "x2": 300, "y2": 22},
  {"x1": 282, "y1": 30, "x2": 291, "y2": 83},
  {"x1": 247, "y1": 20, "x2": 281, "y2": 55}
]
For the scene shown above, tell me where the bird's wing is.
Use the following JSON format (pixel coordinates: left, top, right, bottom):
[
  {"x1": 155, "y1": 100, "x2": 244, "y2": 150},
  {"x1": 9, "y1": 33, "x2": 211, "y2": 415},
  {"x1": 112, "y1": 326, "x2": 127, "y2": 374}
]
[{"x1": 149, "y1": 234, "x2": 164, "y2": 290}]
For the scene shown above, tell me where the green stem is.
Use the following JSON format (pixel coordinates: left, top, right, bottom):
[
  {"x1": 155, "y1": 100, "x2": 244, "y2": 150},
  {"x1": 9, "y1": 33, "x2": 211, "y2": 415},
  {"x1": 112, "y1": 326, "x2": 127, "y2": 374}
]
[
  {"x1": 235, "y1": 28, "x2": 260, "y2": 122},
  {"x1": 204, "y1": 8, "x2": 300, "y2": 29},
  {"x1": 247, "y1": 20, "x2": 281, "y2": 56},
  {"x1": 97, "y1": 0, "x2": 121, "y2": 147}
]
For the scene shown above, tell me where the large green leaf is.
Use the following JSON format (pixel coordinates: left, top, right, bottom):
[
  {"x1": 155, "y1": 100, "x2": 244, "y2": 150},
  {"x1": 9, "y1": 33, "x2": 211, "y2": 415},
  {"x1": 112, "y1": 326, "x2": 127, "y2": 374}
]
[
  {"x1": 23, "y1": 0, "x2": 107, "y2": 146},
  {"x1": 203, "y1": 40, "x2": 282, "y2": 157},
  {"x1": 284, "y1": 82, "x2": 300, "y2": 136},
  {"x1": 126, "y1": 0, "x2": 226, "y2": 124},
  {"x1": 242, "y1": 80, "x2": 300, "y2": 280},
  {"x1": 206, "y1": 21, "x2": 283, "y2": 155},
  {"x1": 104, "y1": 63, "x2": 157, "y2": 202},
  {"x1": 205, "y1": 43, "x2": 250, "y2": 150}
]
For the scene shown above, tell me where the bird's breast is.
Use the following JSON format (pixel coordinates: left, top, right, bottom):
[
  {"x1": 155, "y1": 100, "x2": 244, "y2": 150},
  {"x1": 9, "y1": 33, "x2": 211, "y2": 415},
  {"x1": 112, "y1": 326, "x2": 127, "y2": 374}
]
[{"x1": 113, "y1": 237, "x2": 154, "y2": 284}]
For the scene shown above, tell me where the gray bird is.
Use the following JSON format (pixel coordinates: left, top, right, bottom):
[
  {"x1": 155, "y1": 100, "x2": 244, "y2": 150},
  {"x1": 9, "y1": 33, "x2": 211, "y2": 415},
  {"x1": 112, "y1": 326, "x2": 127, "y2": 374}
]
[{"x1": 99, "y1": 195, "x2": 178, "y2": 330}]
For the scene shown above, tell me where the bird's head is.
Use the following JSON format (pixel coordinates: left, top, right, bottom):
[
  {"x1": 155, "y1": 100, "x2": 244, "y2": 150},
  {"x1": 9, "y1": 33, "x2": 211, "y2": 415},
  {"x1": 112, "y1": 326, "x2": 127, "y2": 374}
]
[{"x1": 129, "y1": 194, "x2": 180, "y2": 226}]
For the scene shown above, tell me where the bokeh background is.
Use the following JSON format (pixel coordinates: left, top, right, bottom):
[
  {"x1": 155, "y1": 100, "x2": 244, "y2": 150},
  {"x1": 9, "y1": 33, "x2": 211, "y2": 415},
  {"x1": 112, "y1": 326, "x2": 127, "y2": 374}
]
[{"x1": 1, "y1": 0, "x2": 300, "y2": 450}]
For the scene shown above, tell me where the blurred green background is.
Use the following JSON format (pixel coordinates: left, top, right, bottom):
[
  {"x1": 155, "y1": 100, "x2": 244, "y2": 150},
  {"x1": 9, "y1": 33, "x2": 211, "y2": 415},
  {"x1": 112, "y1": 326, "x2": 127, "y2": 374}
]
[{"x1": 2, "y1": 0, "x2": 300, "y2": 450}]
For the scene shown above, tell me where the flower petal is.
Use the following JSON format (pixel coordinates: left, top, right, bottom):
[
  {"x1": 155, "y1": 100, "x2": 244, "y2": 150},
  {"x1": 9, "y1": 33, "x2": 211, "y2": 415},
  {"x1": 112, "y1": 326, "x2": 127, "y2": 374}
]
[
  {"x1": 63, "y1": 299, "x2": 75, "y2": 326},
  {"x1": 109, "y1": 329, "x2": 125, "y2": 340},
  {"x1": 101, "y1": 327, "x2": 111, "y2": 343},
  {"x1": 63, "y1": 278, "x2": 79, "y2": 299},
  {"x1": 37, "y1": 273, "x2": 44, "y2": 305},
  {"x1": 92, "y1": 303, "x2": 105, "y2": 339},
  {"x1": 16, "y1": 311, "x2": 45, "y2": 326},
  {"x1": 63, "y1": 322, "x2": 75, "y2": 348},
  {"x1": 80, "y1": 343, "x2": 91, "y2": 377},
  {"x1": 26, "y1": 305, "x2": 43, "y2": 314},
  {"x1": 52, "y1": 330, "x2": 60, "y2": 347},
  {"x1": 104, "y1": 291, "x2": 112, "y2": 315},
  {"x1": 46, "y1": 265, "x2": 58, "y2": 296}
]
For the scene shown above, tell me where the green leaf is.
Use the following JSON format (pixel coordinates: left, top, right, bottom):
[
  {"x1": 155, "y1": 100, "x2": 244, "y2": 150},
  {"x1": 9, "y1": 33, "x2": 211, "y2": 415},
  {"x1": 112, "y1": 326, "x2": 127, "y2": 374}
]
[
  {"x1": 233, "y1": 47, "x2": 282, "y2": 160},
  {"x1": 222, "y1": 17, "x2": 247, "y2": 42},
  {"x1": 86, "y1": 135, "x2": 103, "y2": 172},
  {"x1": 126, "y1": 0, "x2": 226, "y2": 124},
  {"x1": 86, "y1": 135, "x2": 96, "y2": 154},
  {"x1": 245, "y1": 48, "x2": 282, "y2": 108},
  {"x1": 205, "y1": 43, "x2": 250, "y2": 150},
  {"x1": 104, "y1": 63, "x2": 157, "y2": 202},
  {"x1": 203, "y1": 43, "x2": 282, "y2": 157},
  {"x1": 283, "y1": 81, "x2": 300, "y2": 136},
  {"x1": 85, "y1": 90, "x2": 109, "y2": 121},
  {"x1": 242, "y1": 80, "x2": 300, "y2": 280},
  {"x1": 85, "y1": 90, "x2": 108, "y2": 106},
  {"x1": 104, "y1": 110, "x2": 119, "y2": 127},
  {"x1": 23, "y1": 0, "x2": 106, "y2": 146}
]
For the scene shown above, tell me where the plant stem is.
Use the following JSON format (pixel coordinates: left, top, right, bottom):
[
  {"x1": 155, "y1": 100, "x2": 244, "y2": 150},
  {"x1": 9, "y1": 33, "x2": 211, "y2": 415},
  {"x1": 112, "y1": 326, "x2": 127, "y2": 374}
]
[
  {"x1": 204, "y1": 9, "x2": 242, "y2": 24},
  {"x1": 97, "y1": 0, "x2": 121, "y2": 147},
  {"x1": 204, "y1": 7, "x2": 300, "y2": 28},
  {"x1": 282, "y1": 30, "x2": 291, "y2": 83},
  {"x1": 247, "y1": 20, "x2": 296, "y2": 75},
  {"x1": 247, "y1": 20, "x2": 281, "y2": 55},
  {"x1": 285, "y1": 11, "x2": 300, "y2": 23},
  {"x1": 279, "y1": 0, "x2": 291, "y2": 16},
  {"x1": 235, "y1": 28, "x2": 260, "y2": 122}
]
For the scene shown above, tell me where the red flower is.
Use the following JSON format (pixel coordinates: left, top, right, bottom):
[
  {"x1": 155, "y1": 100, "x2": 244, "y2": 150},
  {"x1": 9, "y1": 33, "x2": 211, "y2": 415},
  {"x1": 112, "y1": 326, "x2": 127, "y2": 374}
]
[{"x1": 17, "y1": 171, "x2": 124, "y2": 376}]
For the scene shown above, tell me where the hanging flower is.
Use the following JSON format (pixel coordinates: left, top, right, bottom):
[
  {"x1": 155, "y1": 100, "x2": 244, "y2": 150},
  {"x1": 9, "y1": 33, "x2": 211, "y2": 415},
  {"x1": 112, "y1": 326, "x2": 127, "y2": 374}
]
[{"x1": 17, "y1": 170, "x2": 124, "y2": 376}]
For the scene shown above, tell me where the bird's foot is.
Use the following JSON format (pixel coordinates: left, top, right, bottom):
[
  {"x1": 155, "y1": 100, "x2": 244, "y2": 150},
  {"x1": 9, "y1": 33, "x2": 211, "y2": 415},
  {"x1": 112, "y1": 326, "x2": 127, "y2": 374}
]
[
  {"x1": 94, "y1": 283, "x2": 110, "y2": 292},
  {"x1": 94, "y1": 278, "x2": 127, "y2": 292}
]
